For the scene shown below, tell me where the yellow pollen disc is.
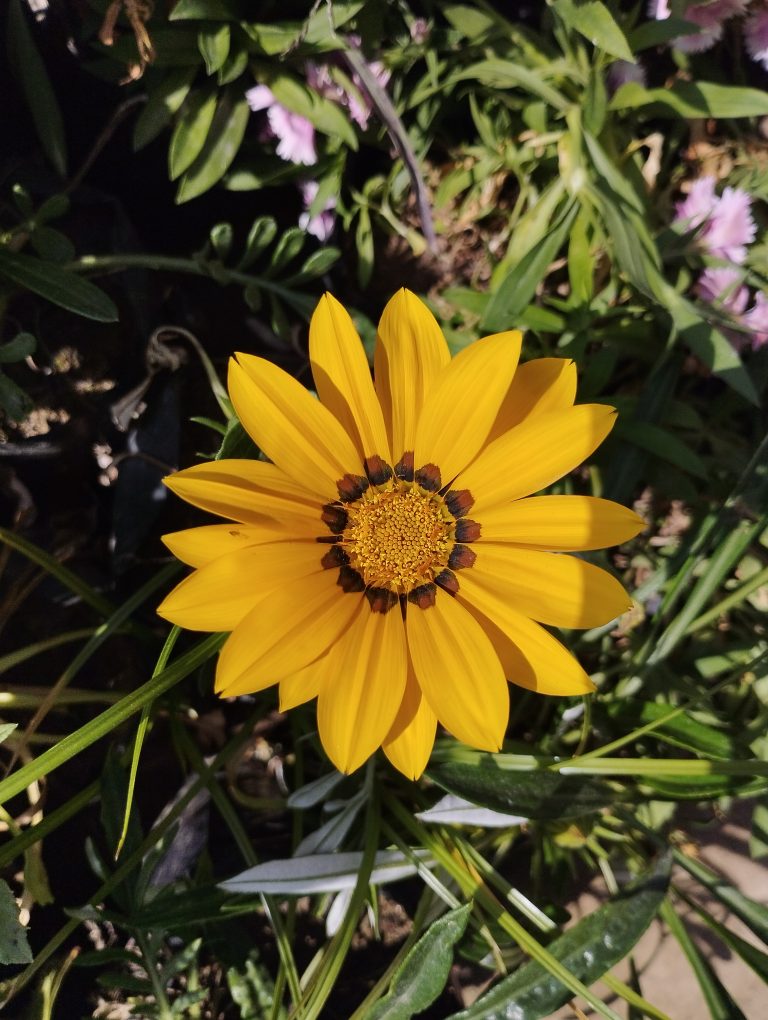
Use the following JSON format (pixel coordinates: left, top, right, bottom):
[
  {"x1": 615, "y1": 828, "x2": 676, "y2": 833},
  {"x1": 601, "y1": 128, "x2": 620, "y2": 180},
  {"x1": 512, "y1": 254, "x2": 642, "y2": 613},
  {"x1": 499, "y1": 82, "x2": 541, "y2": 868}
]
[{"x1": 343, "y1": 483, "x2": 455, "y2": 594}]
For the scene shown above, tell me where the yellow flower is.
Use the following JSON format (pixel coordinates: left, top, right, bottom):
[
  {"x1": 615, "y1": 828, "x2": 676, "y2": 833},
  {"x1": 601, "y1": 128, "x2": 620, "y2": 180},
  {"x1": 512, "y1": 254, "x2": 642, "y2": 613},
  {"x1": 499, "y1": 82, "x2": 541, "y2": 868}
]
[{"x1": 157, "y1": 290, "x2": 643, "y2": 779}]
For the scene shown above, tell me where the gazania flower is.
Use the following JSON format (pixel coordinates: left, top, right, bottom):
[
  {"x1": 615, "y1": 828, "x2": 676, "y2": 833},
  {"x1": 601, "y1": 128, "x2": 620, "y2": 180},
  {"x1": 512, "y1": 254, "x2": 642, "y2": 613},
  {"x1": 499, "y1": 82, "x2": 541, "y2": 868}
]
[{"x1": 158, "y1": 291, "x2": 642, "y2": 779}]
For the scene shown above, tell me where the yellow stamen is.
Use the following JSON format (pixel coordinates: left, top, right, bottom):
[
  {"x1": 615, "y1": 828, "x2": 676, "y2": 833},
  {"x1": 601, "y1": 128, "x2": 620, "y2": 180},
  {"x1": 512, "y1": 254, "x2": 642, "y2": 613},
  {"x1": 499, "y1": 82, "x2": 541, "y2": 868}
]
[{"x1": 342, "y1": 482, "x2": 455, "y2": 593}]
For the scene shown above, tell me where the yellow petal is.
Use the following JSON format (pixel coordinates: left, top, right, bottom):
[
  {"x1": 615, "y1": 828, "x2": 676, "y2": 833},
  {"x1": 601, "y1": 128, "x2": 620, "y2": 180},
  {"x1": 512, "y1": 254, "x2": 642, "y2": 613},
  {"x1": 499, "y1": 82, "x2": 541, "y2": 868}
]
[
  {"x1": 164, "y1": 460, "x2": 322, "y2": 529},
  {"x1": 163, "y1": 522, "x2": 298, "y2": 569},
  {"x1": 382, "y1": 665, "x2": 437, "y2": 780},
  {"x1": 279, "y1": 653, "x2": 328, "y2": 711},
  {"x1": 464, "y1": 545, "x2": 633, "y2": 629},
  {"x1": 461, "y1": 596, "x2": 595, "y2": 696},
  {"x1": 317, "y1": 604, "x2": 407, "y2": 774},
  {"x1": 414, "y1": 331, "x2": 522, "y2": 484},
  {"x1": 456, "y1": 404, "x2": 616, "y2": 512},
  {"x1": 215, "y1": 572, "x2": 360, "y2": 696},
  {"x1": 157, "y1": 541, "x2": 324, "y2": 632},
  {"x1": 406, "y1": 588, "x2": 508, "y2": 751},
  {"x1": 374, "y1": 289, "x2": 450, "y2": 462},
  {"x1": 477, "y1": 496, "x2": 646, "y2": 551},
  {"x1": 229, "y1": 354, "x2": 364, "y2": 499},
  {"x1": 485, "y1": 358, "x2": 577, "y2": 444},
  {"x1": 310, "y1": 293, "x2": 391, "y2": 463}
]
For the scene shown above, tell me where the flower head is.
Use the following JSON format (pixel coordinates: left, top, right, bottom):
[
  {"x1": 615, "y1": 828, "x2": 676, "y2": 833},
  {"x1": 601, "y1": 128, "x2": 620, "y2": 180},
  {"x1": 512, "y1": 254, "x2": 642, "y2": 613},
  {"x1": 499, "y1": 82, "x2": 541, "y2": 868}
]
[
  {"x1": 246, "y1": 85, "x2": 317, "y2": 166},
  {"x1": 299, "y1": 181, "x2": 337, "y2": 242},
  {"x1": 651, "y1": 0, "x2": 748, "y2": 52},
  {"x1": 743, "y1": 292, "x2": 768, "y2": 350},
  {"x1": 675, "y1": 176, "x2": 756, "y2": 263},
  {"x1": 696, "y1": 267, "x2": 749, "y2": 313},
  {"x1": 745, "y1": 6, "x2": 768, "y2": 70},
  {"x1": 158, "y1": 291, "x2": 642, "y2": 779}
]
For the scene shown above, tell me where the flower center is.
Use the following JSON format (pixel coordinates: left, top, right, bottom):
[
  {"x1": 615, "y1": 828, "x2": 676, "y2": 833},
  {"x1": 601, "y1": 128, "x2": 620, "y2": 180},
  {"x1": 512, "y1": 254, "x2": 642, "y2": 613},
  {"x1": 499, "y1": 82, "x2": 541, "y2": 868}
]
[{"x1": 343, "y1": 484, "x2": 455, "y2": 593}]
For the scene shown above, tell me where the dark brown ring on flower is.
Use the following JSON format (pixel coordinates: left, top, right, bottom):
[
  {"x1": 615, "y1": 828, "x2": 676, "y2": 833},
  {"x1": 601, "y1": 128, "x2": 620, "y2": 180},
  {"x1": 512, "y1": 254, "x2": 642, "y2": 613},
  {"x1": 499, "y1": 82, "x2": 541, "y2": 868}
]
[
  {"x1": 415, "y1": 463, "x2": 441, "y2": 492},
  {"x1": 444, "y1": 489, "x2": 474, "y2": 518},
  {"x1": 366, "y1": 586, "x2": 399, "y2": 613},
  {"x1": 322, "y1": 503, "x2": 348, "y2": 533},
  {"x1": 407, "y1": 582, "x2": 437, "y2": 609},
  {"x1": 337, "y1": 473, "x2": 370, "y2": 503},
  {"x1": 364, "y1": 455, "x2": 394, "y2": 486},
  {"x1": 337, "y1": 565, "x2": 365, "y2": 593},
  {"x1": 449, "y1": 545, "x2": 476, "y2": 571},
  {"x1": 455, "y1": 518, "x2": 481, "y2": 542},
  {"x1": 394, "y1": 451, "x2": 415, "y2": 482},
  {"x1": 434, "y1": 568, "x2": 459, "y2": 595},
  {"x1": 321, "y1": 545, "x2": 350, "y2": 569}
]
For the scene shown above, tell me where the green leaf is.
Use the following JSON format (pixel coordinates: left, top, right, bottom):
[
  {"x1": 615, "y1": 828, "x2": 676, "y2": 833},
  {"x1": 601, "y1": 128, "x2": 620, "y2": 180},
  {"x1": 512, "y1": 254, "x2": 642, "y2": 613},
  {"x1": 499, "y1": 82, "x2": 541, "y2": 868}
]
[
  {"x1": 0, "y1": 332, "x2": 36, "y2": 364},
  {"x1": 217, "y1": 45, "x2": 248, "y2": 85},
  {"x1": 610, "y1": 81, "x2": 768, "y2": 119},
  {"x1": 430, "y1": 759, "x2": 619, "y2": 821},
  {"x1": 451, "y1": 60, "x2": 569, "y2": 111},
  {"x1": 452, "y1": 854, "x2": 671, "y2": 1020},
  {"x1": 368, "y1": 905, "x2": 472, "y2": 1020},
  {"x1": 0, "y1": 878, "x2": 32, "y2": 965},
  {"x1": 628, "y1": 17, "x2": 700, "y2": 50},
  {"x1": 7, "y1": 0, "x2": 67, "y2": 176},
  {"x1": 269, "y1": 75, "x2": 358, "y2": 150},
  {"x1": 640, "y1": 773, "x2": 768, "y2": 800},
  {"x1": 169, "y1": 86, "x2": 218, "y2": 180},
  {"x1": 292, "y1": 246, "x2": 341, "y2": 280},
  {"x1": 603, "y1": 701, "x2": 739, "y2": 760},
  {"x1": 133, "y1": 67, "x2": 196, "y2": 151},
  {"x1": 0, "y1": 249, "x2": 118, "y2": 322},
  {"x1": 674, "y1": 852, "x2": 768, "y2": 946},
  {"x1": 170, "y1": 0, "x2": 252, "y2": 19},
  {"x1": 661, "y1": 287, "x2": 759, "y2": 405},
  {"x1": 0, "y1": 374, "x2": 33, "y2": 419},
  {"x1": 238, "y1": 216, "x2": 278, "y2": 269},
  {"x1": 552, "y1": 0, "x2": 634, "y2": 61},
  {"x1": 267, "y1": 227, "x2": 306, "y2": 275},
  {"x1": 613, "y1": 420, "x2": 708, "y2": 479},
  {"x1": 481, "y1": 202, "x2": 578, "y2": 332},
  {"x1": 0, "y1": 723, "x2": 17, "y2": 744},
  {"x1": 30, "y1": 225, "x2": 76, "y2": 263},
  {"x1": 176, "y1": 93, "x2": 250, "y2": 202},
  {"x1": 198, "y1": 23, "x2": 230, "y2": 74}
]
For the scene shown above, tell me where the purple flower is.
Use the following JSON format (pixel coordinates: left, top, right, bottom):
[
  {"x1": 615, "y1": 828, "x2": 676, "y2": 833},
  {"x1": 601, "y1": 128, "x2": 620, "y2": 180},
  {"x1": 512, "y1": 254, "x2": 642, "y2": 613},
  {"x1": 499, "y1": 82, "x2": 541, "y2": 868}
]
[
  {"x1": 651, "y1": 0, "x2": 748, "y2": 53},
  {"x1": 696, "y1": 267, "x2": 749, "y2": 313},
  {"x1": 606, "y1": 59, "x2": 647, "y2": 95},
  {"x1": 246, "y1": 85, "x2": 317, "y2": 166},
  {"x1": 674, "y1": 176, "x2": 756, "y2": 263},
  {"x1": 745, "y1": 6, "x2": 768, "y2": 70},
  {"x1": 743, "y1": 292, "x2": 768, "y2": 350},
  {"x1": 306, "y1": 58, "x2": 391, "y2": 131},
  {"x1": 298, "y1": 181, "x2": 336, "y2": 242}
]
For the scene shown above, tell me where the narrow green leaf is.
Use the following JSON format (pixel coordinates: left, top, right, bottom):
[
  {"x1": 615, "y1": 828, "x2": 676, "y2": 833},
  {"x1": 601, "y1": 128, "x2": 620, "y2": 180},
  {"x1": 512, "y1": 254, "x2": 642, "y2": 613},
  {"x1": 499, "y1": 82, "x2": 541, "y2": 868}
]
[
  {"x1": 674, "y1": 852, "x2": 768, "y2": 946},
  {"x1": 613, "y1": 420, "x2": 708, "y2": 479},
  {"x1": 169, "y1": 86, "x2": 218, "y2": 180},
  {"x1": 430, "y1": 759, "x2": 619, "y2": 821},
  {"x1": 368, "y1": 905, "x2": 472, "y2": 1020},
  {"x1": 552, "y1": 0, "x2": 634, "y2": 61},
  {"x1": 0, "y1": 249, "x2": 118, "y2": 322},
  {"x1": 267, "y1": 227, "x2": 306, "y2": 275},
  {"x1": 480, "y1": 202, "x2": 578, "y2": 332},
  {"x1": 198, "y1": 23, "x2": 230, "y2": 74},
  {"x1": 217, "y1": 46, "x2": 248, "y2": 85},
  {"x1": 451, "y1": 60, "x2": 569, "y2": 111},
  {"x1": 0, "y1": 724, "x2": 17, "y2": 744},
  {"x1": 610, "y1": 81, "x2": 768, "y2": 119},
  {"x1": 238, "y1": 216, "x2": 278, "y2": 269},
  {"x1": 603, "y1": 701, "x2": 740, "y2": 760},
  {"x1": 170, "y1": 0, "x2": 250, "y2": 19},
  {"x1": 682, "y1": 892, "x2": 768, "y2": 983},
  {"x1": 0, "y1": 332, "x2": 35, "y2": 364},
  {"x1": 133, "y1": 67, "x2": 196, "y2": 151},
  {"x1": 0, "y1": 879, "x2": 32, "y2": 965},
  {"x1": 176, "y1": 93, "x2": 250, "y2": 202},
  {"x1": 270, "y1": 75, "x2": 358, "y2": 149},
  {"x1": 661, "y1": 901, "x2": 747, "y2": 1020},
  {"x1": 7, "y1": 0, "x2": 67, "y2": 175},
  {"x1": 452, "y1": 854, "x2": 671, "y2": 1020},
  {"x1": 629, "y1": 17, "x2": 700, "y2": 50}
]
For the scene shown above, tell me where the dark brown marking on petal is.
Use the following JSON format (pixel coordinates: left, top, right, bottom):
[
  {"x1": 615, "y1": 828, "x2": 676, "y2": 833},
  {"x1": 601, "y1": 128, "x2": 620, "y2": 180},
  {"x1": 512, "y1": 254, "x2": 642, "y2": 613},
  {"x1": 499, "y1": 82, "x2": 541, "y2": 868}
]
[
  {"x1": 338, "y1": 565, "x2": 365, "y2": 593},
  {"x1": 321, "y1": 545, "x2": 350, "y2": 569},
  {"x1": 435, "y1": 569, "x2": 459, "y2": 595},
  {"x1": 394, "y1": 451, "x2": 415, "y2": 482},
  {"x1": 415, "y1": 463, "x2": 441, "y2": 492},
  {"x1": 316, "y1": 535, "x2": 339, "y2": 544},
  {"x1": 322, "y1": 503, "x2": 348, "y2": 533},
  {"x1": 407, "y1": 583, "x2": 436, "y2": 609},
  {"x1": 364, "y1": 455, "x2": 393, "y2": 486},
  {"x1": 455, "y1": 519, "x2": 481, "y2": 542},
  {"x1": 337, "y1": 473, "x2": 370, "y2": 503},
  {"x1": 445, "y1": 489, "x2": 474, "y2": 518},
  {"x1": 366, "y1": 586, "x2": 399, "y2": 613},
  {"x1": 449, "y1": 544, "x2": 476, "y2": 570}
]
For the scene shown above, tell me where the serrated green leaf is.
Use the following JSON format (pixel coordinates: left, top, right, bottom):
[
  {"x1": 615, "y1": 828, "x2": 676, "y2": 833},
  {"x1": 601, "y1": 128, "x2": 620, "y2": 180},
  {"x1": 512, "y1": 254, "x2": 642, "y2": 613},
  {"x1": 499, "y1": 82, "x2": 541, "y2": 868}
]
[
  {"x1": 169, "y1": 86, "x2": 218, "y2": 180},
  {"x1": 430, "y1": 759, "x2": 619, "y2": 821},
  {"x1": 133, "y1": 67, "x2": 196, "y2": 151},
  {"x1": 610, "y1": 81, "x2": 768, "y2": 119},
  {"x1": 0, "y1": 332, "x2": 36, "y2": 364},
  {"x1": 176, "y1": 93, "x2": 249, "y2": 202},
  {"x1": 198, "y1": 23, "x2": 230, "y2": 74},
  {"x1": 369, "y1": 905, "x2": 472, "y2": 1020},
  {"x1": 0, "y1": 878, "x2": 32, "y2": 965},
  {"x1": 0, "y1": 249, "x2": 118, "y2": 322},
  {"x1": 552, "y1": 0, "x2": 634, "y2": 61},
  {"x1": 481, "y1": 202, "x2": 578, "y2": 331},
  {"x1": 7, "y1": 0, "x2": 67, "y2": 176},
  {"x1": 452, "y1": 854, "x2": 671, "y2": 1020}
]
